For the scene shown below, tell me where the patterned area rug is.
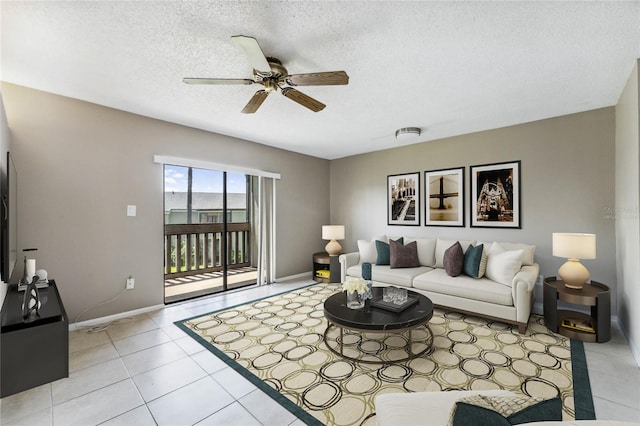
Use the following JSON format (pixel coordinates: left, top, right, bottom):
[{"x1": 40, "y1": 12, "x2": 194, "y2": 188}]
[{"x1": 176, "y1": 283, "x2": 593, "y2": 426}]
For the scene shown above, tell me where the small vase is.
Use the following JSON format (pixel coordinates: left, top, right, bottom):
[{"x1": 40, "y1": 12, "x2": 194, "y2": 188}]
[{"x1": 346, "y1": 290, "x2": 365, "y2": 309}]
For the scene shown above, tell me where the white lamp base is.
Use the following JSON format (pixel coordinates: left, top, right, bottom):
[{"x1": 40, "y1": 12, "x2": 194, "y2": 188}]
[
  {"x1": 558, "y1": 258, "x2": 590, "y2": 289},
  {"x1": 325, "y1": 240, "x2": 342, "y2": 257}
]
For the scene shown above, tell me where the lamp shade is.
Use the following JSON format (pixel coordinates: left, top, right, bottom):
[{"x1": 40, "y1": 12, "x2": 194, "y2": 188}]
[
  {"x1": 552, "y1": 233, "x2": 596, "y2": 259},
  {"x1": 322, "y1": 225, "x2": 345, "y2": 240}
]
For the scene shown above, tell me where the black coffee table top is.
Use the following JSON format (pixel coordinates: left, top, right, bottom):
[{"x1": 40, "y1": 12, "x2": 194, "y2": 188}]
[{"x1": 324, "y1": 287, "x2": 433, "y2": 331}]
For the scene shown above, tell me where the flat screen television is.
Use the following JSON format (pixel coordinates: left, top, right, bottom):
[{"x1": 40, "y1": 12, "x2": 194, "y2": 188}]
[{"x1": 1, "y1": 151, "x2": 18, "y2": 284}]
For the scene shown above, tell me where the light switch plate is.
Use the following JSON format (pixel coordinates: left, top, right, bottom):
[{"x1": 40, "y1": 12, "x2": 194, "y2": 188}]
[{"x1": 127, "y1": 205, "x2": 136, "y2": 217}]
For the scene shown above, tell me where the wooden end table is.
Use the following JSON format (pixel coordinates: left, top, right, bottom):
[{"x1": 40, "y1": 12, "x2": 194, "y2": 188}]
[
  {"x1": 312, "y1": 252, "x2": 340, "y2": 283},
  {"x1": 543, "y1": 276, "x2": 610, "y2": 343}
]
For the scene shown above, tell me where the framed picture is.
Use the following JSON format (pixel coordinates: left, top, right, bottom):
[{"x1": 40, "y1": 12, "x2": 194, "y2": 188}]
[
  {"x1": 388, "y1": 172, "x2": 420, "y2": 226},
  {"x1": 470, "y1": 160, "x2": 521, "y2": 228},
  {"x1": 424, "y1": 167, "x2": 465, "y2": 227}
]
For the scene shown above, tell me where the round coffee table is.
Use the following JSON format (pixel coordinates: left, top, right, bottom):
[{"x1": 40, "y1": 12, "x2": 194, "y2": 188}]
[{"x1": 323, "y1": 287, "x2": 434, "y2": 364}]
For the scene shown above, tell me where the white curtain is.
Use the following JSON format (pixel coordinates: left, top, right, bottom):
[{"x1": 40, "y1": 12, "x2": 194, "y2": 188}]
[{"x1": 251, "y1": 176, "x2": 276, "y2": 285}]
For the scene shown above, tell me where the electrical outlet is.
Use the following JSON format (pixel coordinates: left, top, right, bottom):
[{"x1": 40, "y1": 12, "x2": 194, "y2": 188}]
[{"x1": 126, "y1": 276, "x2": 135, "y2": 290}]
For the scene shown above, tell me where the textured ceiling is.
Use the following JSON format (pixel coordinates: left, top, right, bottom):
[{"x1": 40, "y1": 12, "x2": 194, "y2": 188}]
[{"x1": 2, "y1": 1, "x2": 639, "y2": 160}]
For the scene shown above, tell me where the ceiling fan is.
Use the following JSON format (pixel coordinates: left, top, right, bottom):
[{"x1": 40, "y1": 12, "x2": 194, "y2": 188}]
[{"x1": 183, "y1": 35, "x2": 349, "y2": 114}]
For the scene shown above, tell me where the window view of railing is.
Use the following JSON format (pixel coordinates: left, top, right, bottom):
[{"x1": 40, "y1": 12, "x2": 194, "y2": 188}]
[
  {"x1": 163, "y1": 222, "x2": 251, "y2": 278},
  {"x1": 163, "y1": 165, "x2": 256, "y2": 303}
]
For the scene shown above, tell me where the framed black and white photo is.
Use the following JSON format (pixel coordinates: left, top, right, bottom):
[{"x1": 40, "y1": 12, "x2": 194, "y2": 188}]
[
  {"x1": 388, "y1": 172, "x2": 420, "y2": 226},
  {"x1": 424, "y1": 167, "x2": 464, "y2": 227},
  {"x1": 471, "y1": 160, "x2": 521, "y2": 228}
]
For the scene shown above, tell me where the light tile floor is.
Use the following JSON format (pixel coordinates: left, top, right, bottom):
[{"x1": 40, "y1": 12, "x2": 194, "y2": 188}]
[{"x1": 1, "y1": 278, "x2": 639, "y2": 425}]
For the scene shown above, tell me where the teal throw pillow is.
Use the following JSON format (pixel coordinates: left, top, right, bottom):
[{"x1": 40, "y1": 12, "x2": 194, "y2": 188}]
[
  {"x1": 463, "y1": 244, "x2": 487, "y2": 279},
  {"x1": 451, "y1": 396, "x2": 562, "y2": 426},
  {"x1": 375, "y1": 238, "x2": 403, "y2": 265}
]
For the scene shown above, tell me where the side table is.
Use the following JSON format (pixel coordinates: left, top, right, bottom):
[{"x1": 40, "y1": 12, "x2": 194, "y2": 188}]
[
  {"x1": 543, "y1": 276, "x2": 610, "y2": 343},
  {"x1": 312, "y1": 252, "x2": 341, "y2": 283}
]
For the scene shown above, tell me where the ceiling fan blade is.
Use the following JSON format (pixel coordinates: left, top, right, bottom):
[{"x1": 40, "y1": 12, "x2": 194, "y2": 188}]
[
  {"x1": 285, "y1": 71, "x2": 349, "y2": 86},
  {"x1": 241, "y1": 90, "x2": 269, "y2": 114},
  {"x1": 183, "y1": 78, "x2": 254, "y2": 85},
  {"x1": 231, "y1": 35, "x2": 271, "y2": 72},
  {"x1": 281, "y1": 87, "x2": 325, "y2": 112}
]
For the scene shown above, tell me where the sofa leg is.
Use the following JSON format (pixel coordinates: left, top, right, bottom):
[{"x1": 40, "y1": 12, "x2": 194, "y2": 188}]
[{"x1": 517, "y1": 323, "x2": 527, "y2": 334}]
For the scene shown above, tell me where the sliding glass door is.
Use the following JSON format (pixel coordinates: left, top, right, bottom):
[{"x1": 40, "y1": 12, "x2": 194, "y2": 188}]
[{"x1": 163, "y1": 165, "x2": 257, "y2": 303}]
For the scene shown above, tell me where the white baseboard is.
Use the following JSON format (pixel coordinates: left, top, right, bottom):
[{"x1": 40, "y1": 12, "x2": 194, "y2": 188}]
[
  {"x1": 274, "y1": 271, "x2": 313, "y2": 283},
  {"x1": 69, "y1": 304, "x2": 165, "y2": 331},
  {"x1": 532, "y1": 301, "x2": 543, "y2": 316}
]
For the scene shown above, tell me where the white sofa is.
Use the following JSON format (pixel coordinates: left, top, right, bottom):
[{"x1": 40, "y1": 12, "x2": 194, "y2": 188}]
[
  {"x1": 375, "y1": 390, "x2": 636, "y2": 426},
  {"x1": 339, "y1": 236, "x2": 539, "y2": 333}
]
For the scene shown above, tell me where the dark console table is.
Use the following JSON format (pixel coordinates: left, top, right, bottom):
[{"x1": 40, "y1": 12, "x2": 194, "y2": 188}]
[{"x1": 1, "y1": 280, "x2": 69, "y2": 397}]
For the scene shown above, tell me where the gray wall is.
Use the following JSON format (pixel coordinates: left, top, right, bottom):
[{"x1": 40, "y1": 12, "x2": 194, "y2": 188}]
[
  {"x1": 0, "y1": 83, "x2": 330, "y2": 321},
  {"x1": 330, "y1": 108, "x2": 617, "y2": 314},
  {"x1": 615, "y1": 60, "x2": 640, "y2": 362}
]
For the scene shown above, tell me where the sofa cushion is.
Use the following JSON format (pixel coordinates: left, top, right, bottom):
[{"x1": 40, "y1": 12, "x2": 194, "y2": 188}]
[
  {"x1": 357, "y1": 240, "x2": 378, "y2": 263},
  {"x1": 436, "y1": 238, "x2": 475, "y2": 268},
  {"x1": 443, "y1": 242, "x2": 464, "y2": 276},
  {"x1": 376, "y1": 237, "x2": 403, "y2": 265},
  {"x1": 413, "y1": 269, "x2": 514, "y2": 306},
  {"x1": 463, "y1": 244, "x2": 487, "y2": 279},
  {"x1": 404, "y1": 237, "x2": 437, "y2": 267},
  {"x1": 390, "y1": 240, "x2": 420, "y2": 268},
  {"x1": 450, "y1": 395, "x2": 562, "y2": 426},
  {"x1": 485, "y1": 243, "x2": 524, "y2": 286},
  {"x1": 479, "y1": 241, "x2": 536, "y2": 266},
  {"x1": 347, "y1": 263, "x2": 431, "y2": 287}
]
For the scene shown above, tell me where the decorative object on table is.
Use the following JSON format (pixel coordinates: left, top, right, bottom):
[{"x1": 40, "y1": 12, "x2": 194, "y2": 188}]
[
  {"x1": 18, "y1": 248, "x2": 37, "y2": 291},
  {"x1": 322, "y1": 225, "x2": 345, "y2": 256},
  {"x1": 342, "y1": 277, "x2": 367, "y2": 309},
  {"x1": 552, "y1": 233, "x2": 596, "y2": 289},
  {"x1": 388, "y1": 172, "x2": 420, "y2": 226},
  {"x1": 424, "y1": 167, "x2": 465, "y2": 227},
  {"x1": 21, "y1": 274, "x2": 41, "y2": 321},
  {"x1": 470, "y1": 160, "x2": 521, "y2": 228},
  {"x1": 361, "y1": 262, "x2": 373, "y2": 300},
  {"x1": 372, "y1": 287, "x2": 418, "y2": 313},
  {"x1": 562, "y1": 318, "x2": 595, "y2": 334},
  {"x1": 382, "y1": 286, "x2": 408, "y2": 304}
]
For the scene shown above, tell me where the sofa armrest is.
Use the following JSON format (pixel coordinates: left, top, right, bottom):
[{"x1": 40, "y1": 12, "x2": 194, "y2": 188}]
[
  {"x1": 512, "y1": 263, "x2": 540, "y2": 324},
  {"x1": 512, "y1": 264, "x2": 539, "y2": 292},
  {"x1": 339, "y1": 252, "x2": 360, "y2": 282}
]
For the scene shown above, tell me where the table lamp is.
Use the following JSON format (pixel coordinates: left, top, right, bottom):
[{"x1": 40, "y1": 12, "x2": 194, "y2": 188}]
[
  {"x1": 322, "y1": 225, "x2": 345, "y2": 256},
  {"x1": 552, "y1": 233, "x2": 596, "y2": 289}
]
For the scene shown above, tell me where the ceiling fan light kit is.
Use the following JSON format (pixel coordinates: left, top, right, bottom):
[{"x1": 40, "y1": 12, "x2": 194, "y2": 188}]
[
  {"x1": 184, "y1": 35, "x2": 349, "y2": 114},
  {"x1": 395, "y1": 127, "x2": 421, "y2": 142}
]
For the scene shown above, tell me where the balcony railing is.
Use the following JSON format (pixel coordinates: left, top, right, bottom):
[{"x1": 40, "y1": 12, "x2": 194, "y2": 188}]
[{"x1": 164, "y1": 222, "x2": 251, "y2": 279}]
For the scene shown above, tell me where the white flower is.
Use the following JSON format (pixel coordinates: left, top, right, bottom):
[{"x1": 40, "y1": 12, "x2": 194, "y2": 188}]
[{"x1": 342, "y1": 277, "x2": 368, "y2": 295}]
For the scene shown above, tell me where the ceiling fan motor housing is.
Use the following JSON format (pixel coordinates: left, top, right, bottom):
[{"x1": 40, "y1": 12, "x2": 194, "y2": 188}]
[{"x1": 184, "y1": 36, "x2": 349, "y2": 113}]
